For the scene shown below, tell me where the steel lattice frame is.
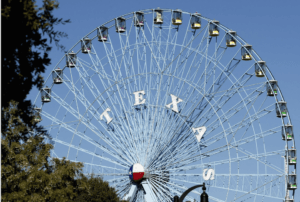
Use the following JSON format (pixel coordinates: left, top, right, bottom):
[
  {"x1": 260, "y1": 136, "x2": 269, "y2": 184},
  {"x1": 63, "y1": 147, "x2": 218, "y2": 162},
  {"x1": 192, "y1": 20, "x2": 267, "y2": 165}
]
[{"x1": 33, "y1": 8, "x2": 296, "y2": 202}]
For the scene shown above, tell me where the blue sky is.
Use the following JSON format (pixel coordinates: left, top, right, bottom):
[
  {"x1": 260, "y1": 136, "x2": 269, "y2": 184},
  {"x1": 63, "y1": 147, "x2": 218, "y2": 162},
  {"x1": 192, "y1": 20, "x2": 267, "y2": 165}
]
[{"x1": 29, "y1": 0, "x2": 300, "y2": 200}]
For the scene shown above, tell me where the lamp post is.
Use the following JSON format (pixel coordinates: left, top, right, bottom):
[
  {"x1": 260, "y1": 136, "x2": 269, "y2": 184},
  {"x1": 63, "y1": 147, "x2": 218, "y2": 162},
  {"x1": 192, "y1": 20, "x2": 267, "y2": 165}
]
[{"x1": 173, "y1": 182, "x2": 208, "y2": 202}]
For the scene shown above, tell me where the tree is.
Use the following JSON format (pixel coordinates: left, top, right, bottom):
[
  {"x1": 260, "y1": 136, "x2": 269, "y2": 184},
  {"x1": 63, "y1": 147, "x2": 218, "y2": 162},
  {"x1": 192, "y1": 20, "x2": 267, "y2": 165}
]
[
  {"x1": 73, "y1": 173, "x2": 128, "y2": 202},
  {"x1": 1, "y1": 101, "x2": 85, "y2": 201},
  {"x1": 1, "y1": 0, "x2": 70, "y2": 130}
]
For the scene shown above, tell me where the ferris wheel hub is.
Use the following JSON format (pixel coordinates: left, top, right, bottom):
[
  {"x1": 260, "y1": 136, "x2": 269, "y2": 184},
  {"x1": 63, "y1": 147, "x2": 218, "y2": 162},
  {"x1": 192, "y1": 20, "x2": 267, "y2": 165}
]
[{"x1": 129, "y1": 163, "x2": 145, "y2": 182}]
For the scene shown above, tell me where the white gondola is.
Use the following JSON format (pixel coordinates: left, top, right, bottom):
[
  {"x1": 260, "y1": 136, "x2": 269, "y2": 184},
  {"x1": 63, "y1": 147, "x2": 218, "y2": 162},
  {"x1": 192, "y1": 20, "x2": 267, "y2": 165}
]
[
  {"x1": 66, "y1": 51, "x2": 76, "y2": 67},
  {"x1": 288, "y1": 173, "x2": 297, "y2": 190},
  {"x1": 276, "y1": 101, "x2": 287, "y2": 118},
  {"x1": 241, "y1": 44, "x2": 252, "y2": 60},
  {"x1": 266, "y1": 80, "x2": 278, "y2": 96},
  {"x1": 209, "y1": 20, "x2": 219, "y2": 36},
  {"x1": 282, "y1": 124, "x2": 293, "y2": 141},
  {"x1": 81, "y1": 37, "x2": 92, "y2": 54},
  {"x1": 52, "y1": 68, "x2": 63, "y2": 84},
  {"x1": 115, "y1": 17, "x2": 126, "y2": 33},
  {"x1": 41, "y1": 86, "x2": 51, "y2": 103},
  {"x1": 154, "y1": 8, "x2": 163, "y2": 24},
  {"x1": 255, "y1": 61, "x2": 266, "y2": 77},
  {"x1": 226, "y1": 31, "x2": 237, "y2": 47},
  {"x1": 98, "y1": 26, "x2": 108, "y2": 42},
  {"x1": 33, "y1": 107, "x2": 42, "y2": 122},
  {"x1": 134, "y1": 11, "x2": 144, "y2": 27},
  {"x1": 288, "y1": 148, "x2": 297, "y2": 165},
  {"x1": 190, "y1": 13, "x2": 201, "y2": 29},
  {"x1": 172, "y1": 9, "x2": 182, "y2": 26}
]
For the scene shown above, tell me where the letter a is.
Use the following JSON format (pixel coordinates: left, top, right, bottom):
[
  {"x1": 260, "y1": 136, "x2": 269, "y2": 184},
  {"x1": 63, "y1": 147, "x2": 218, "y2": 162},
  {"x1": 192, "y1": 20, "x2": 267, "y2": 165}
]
[
  {"x1": 165, "y1": 94, "x2": 183, "y2": 113},
  {"x1": 192, "y1": 126, "x2": 207, "y2": 142},
  {"x1": 133, "y1": 91, "x2": 146, "y2": 106},
  {"x1": 100, "y1": 108, "x2": 113, "y2": 124}
]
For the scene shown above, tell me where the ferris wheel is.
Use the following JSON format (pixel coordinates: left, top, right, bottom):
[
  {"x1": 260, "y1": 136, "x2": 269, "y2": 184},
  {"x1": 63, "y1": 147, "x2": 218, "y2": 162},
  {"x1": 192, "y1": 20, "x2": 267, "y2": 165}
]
[{"x1": 33, "y1": 8, "x2": 297, "y2": 202}]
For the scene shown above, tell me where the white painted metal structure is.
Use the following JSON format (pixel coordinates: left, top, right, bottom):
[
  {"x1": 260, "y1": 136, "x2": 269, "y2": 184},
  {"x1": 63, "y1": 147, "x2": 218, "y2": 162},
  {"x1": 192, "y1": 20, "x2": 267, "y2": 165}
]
[{"x1": 33, "y1": 8, "x2": 296, "y2": 202}]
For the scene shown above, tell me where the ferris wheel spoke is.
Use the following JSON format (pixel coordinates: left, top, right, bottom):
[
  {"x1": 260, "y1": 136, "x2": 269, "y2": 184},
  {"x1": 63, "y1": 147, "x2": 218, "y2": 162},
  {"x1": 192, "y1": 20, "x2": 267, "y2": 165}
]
[
  {"x1": 42, "y1": 98, "x2": 136, "y2": 164},
  {"x1": 183, "y1": 83, "x2": 264, "y2": 144},
  {"x1": 79, "y1": 53, "x2": 142, "y2": 156},
  {"x1": 178, "y1": 29, "x2": 226, "y2": 96},
  {"x1": 169, "y1": 174, "x2": 285, "y2": 200},
  {"x1": 141, "y1": 21, "x2": 162, "y2": 72},
  {"x1": 200, "y1": 91, "x2": 267, "y2": 144},
  {"x1": 183, "y1": 58, "x2": 244, "y2": 123},
  {"x1": 145, "y1": 180, "x2": 166, "y2": 202},
  {"x1": 101, "y1": 31, "x2": 144, "y2": 163},
  {"x1": 159, "y1": 142, "x2": 285, "y2": 174},
  {"x1": 211, "y1": 174, "x2": 285, "y2": 200},
  {"x1": 162, "y1": 16, "x2": 194, "y2": 74},
  {"x1": 149, "y1": 178, "x2": 175, "y2": 201},
  {"x1": 52, "y1": 138, "x2": 129, "y2": 168},
  {"x1": 146, "y1": 32, "x2": 211, "y2": 164},
  {"x1": 165, "y1": 149, "x2": 285, "y2": 174},
  {"x1": 200, "y1": 83, "x2": 265, "y2": 131},
  {"x1": 42, "y1": 109, "x2": 134, "y2": 164},
  {"x1": 203, "y1": 104, "x2": 274, "y2": 149},
  {"x1": 157, "y1": 27, "x2": 209, "y2": 135},
  {"x1": 63, "y1": 65, "x2": 140, "y2": 161},
  {"x1": 151, "y1": 177, "x2": 182, "y2": 201},
  {"x1": 149, "y1": 121, "x2": 280, "y2": 171},
  {"x1": 162, "y1": 24, "x2": 209, "y2": 74},
  {"x1": 206, "y1": 126, "x2": 280, "y2": 155},
  {"x1": 193, "y1": 45, "x2": 242, "y2": 95},
  {"x1": 116, "y1": 183, "x2": 132, "y2": 199},
  {"x1": 148, "y1": 55, "x2": 246, "y2": 164}
]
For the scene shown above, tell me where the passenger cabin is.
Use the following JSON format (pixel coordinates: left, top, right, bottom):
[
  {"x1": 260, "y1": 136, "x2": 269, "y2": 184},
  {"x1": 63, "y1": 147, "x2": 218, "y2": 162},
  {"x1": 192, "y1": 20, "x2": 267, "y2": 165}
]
[
  {"x1": 154, "y1": 8, "x2": 163, "y2": 24},
  {"x1": 81, "y1": 37, "x2": 92, "y2": 54},
  {"x1": 276, "y1": 101, "x2": 287, "y2": 118},
  {"x1": 134, "y1": 12, "x2": 144, "y2": 27},
  {"x1": 282, "y1": 124, "x2": 293, "y2": 141},
  {"x1": 241, "y1": 44, "x2": 252, "y2": 60},
  {"x1": 288, "y1": 148, "x2": 297, "y2": 165},
  {"x1": 266, "y1": 80, "x2": 278, "y2": 96},
  {"x1": 172, "y1": 9, "x2": 182, "y2": 26},
  {"x1": 191, "y1": 13, "x2": 201, "y2": 29},
  {"x1": 288, "y1": 173, "x2": 297, "y2": 190},
  {"x1": 209, "y1": 20, "x2": 220, "y2": 37},
  {"x1": 41, "y1": 86, "x2": 51, "y2": 103},
  {"x1": 98, "y1": 26, "x2": 108, "y2": 42},
  {"x1": 255, "y1": 61, "x2": 266, "y2": 77},
  {"x1": 34, "y1": 108, "x2": 42, "y2": 122},
  {"x1": 67, "y1": 51, "x2": 76, "y2": 68},
  {"x1": 226, "y1": 31, "x2": 237, "y2": 47},
  {"x1": 52, "y1": 68, "x2": 63, "y2": 84},
  {"x1": 115, "y1": 17, "x2": 126, "y2": 33}
]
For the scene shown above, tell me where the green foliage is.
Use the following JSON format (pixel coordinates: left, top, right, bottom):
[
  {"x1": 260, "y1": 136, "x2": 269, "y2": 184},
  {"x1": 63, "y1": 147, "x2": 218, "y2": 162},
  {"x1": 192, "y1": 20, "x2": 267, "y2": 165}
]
[
  {"x1": 1, "y1": 0, "x2": 70, "y2": 130},
  {"x1": 1, "y1": 101, "x2": 85, "y2": 201},
  {"x1": 73, "y1": 174, "x2": 128, "y2": 202}
]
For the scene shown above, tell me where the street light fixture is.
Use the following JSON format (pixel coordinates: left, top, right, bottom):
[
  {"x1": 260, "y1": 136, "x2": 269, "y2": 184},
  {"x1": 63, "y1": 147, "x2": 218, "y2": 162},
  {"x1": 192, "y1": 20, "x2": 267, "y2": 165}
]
[{"x1": 173, "y1": 182, "x2": 208, "y2": 202}]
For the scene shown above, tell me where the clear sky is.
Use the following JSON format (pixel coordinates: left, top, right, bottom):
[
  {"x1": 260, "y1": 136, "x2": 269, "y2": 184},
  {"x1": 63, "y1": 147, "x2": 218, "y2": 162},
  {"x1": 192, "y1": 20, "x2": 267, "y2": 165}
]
[{"x1": 29, "y1": 0, "x2": 300, "y2": 200}]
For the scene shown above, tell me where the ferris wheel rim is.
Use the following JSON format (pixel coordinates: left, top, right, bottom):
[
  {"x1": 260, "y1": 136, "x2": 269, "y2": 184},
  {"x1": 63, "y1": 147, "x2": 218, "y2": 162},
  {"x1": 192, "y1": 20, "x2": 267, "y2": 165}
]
[{"x1": 32, "y1": 8, "x2": 296, "y2": 201}]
